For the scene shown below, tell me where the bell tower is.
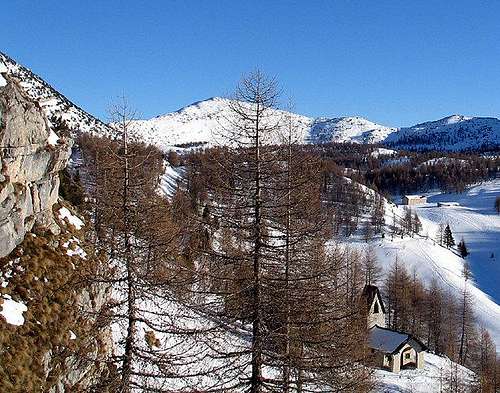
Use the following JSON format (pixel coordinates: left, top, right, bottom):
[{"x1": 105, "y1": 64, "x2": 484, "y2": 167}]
[{"x1": 362, "y1": 285, "x2": 386, "y2": 328}]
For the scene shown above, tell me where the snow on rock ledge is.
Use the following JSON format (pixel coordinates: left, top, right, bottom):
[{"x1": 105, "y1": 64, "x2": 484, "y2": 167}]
[
  {"x1": 58, "y1": 207, "x2": 84, "y2": 230},
  {"x1": 0, "y1": 294, "x2": 27, "y2": 326},
  {"x1": 0, "y1": 60, "x2": 7, "y2": 87}
]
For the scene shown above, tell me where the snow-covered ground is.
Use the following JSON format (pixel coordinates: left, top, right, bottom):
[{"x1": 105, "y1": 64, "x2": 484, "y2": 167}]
[
  {"x1": 354, "y1": 179, "x2": 500, "y2": 345},
  {"x1": 374, "y1": 352, "x2": 475, "y2": 392},
  {"x1": 0, "y1": 59, "x2": 7, "y2": 87},
  {"x1": 162, "y1": 165, "x2": 500, "y2": 347},
  {"x1": 371, "y1": 147, "x2": 397, "y2": 157},
  {"x1": 0, "y1": 294, "x2": 27, "y2": 326},
  {"x1": 415, "y1": 181, "x2": 500, "y2": 304},
  {"x1": 58, "y1": 206, "x2": 84, "y2": 230},
  {"x1": 308, "y1": 116, "x2": 395, "y2": 144},
  {"x1": 159, "y1": 162, "x2": 187, "y2": 198}
]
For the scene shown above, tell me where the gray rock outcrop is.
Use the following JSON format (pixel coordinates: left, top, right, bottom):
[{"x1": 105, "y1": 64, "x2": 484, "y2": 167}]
[{"x1": 0, "y1": 73, "x2": 72, "y2": 257}]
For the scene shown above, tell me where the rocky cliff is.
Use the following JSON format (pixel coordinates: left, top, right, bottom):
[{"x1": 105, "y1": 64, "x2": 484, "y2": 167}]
[
  {"x1": 0, "y1": 70, "x2": 72, "y2": 257},
  {"x1": 0, "y1": 64, "x2": 113, "y2": 392}
]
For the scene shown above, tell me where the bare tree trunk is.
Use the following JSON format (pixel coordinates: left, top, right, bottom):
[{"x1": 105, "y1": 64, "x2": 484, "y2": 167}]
[
  {"x1": 458, "y1": 284, "x2": 467, "y2": 366},
  {"x1": 282, "y1": 124, "x2": 293, "y2": 393},
  {"x1": 458, "y1": 264, "x2": 472, "y2": 366},
  {"x1": 250, "y1": 100, "x2": 263, "y2": 393},
  {"x1": 120, "y1": 112, "x2": 136, "y2": 392}
]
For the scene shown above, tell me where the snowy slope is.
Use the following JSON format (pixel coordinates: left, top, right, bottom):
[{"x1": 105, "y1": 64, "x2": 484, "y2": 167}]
[
  {"x1": 128, "y1": 97, "x2": 312, "y2": 150},
  {"x1": 309, "y1": 116, "x2": 395, "y2": 144},
  {"x1": 161, "y1": 165, "x2": 500, "y2": 346},
  {"x1": 128, "y1": 98, "x2": 394, "y2": 150},
  {"x1": 375, "y1": 352, "x2": 475, "y2": 392},
  {"x1": 414, "y1": 181, "x2": 500, "y2": 305},
  {"x1": 0, "y1": 51, "x2": 113, "y2": 136},
  {"x1": 385, "y1": 115, "x2": 500, "y2": 151},
  {"x1": 350, "y1": 179, "x2": 500, "y2": 346}
]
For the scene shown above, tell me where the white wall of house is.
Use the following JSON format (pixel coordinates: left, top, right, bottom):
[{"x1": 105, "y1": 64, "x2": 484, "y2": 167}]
[
  {"x1": 402, "y1": 196, "x2": 427, "y2": 206},
  {"x1": 417, "y1": 350, "x2": 425, "y2": 369},
  {"x1": 389, "y1": 344, "x2": 425, "y2": 372}
]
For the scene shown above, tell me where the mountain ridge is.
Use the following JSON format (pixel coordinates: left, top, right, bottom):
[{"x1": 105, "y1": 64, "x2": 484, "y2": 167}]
[{"x1": 2, "y1": 51, "x2": 500, "y2": 151}]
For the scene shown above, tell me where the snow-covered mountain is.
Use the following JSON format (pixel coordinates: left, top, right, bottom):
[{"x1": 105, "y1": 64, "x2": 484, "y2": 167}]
[
  {"x1": 128, "y1": 99, "x2": 400, "y2": 150},
  {"x1": 127, "y1": 97, "x2": 312, "y2": 149},
  {"x1": 385, "y1": 115, "x2": 500, "y2": 151},
  {"x1": 308, "y1": 116, "x2": 395, "y2": 144},
  {"x1": 0, "y1": 51, "x2": 112, "y2": 136},
  {"x1": 2, "y1": 50, "x2": 500, "y2": 152}
]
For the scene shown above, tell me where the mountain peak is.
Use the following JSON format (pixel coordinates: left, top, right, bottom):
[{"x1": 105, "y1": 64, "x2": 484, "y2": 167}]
[
  {"x1": 385, "y1": 114, "x2": 500, "y2": 150},
  {"x1": 2, "y1": 50, "x2": 499, "y2": 152},
  {"x1": 441, "y1": 114, "x2": 472, "y2": 124}
]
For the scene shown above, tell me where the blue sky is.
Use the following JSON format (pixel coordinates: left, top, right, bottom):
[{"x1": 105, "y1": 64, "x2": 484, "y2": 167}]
[{"x1": 2, "y1": 1, "x2": 500, "y2": 126}]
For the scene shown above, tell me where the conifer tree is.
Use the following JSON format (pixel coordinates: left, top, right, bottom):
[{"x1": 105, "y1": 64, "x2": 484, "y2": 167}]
[
  {"x1": 458, "y1": 239, "x2": 469, "y2": 258},
  {"x1": 458, "y1": 263, "x2": 475, "y2": 366},
  {"x1": 436, "y1": 222, "x2": 445, "y2": 246},
  {"x1": 402, "y1": 207, "x2": 413, "y2": 236},
  {"x1": 188, "y1": 72, "x2": 373, "y2": 392},
  {"x1": 79, "y1": 98, "x2": 182, "y2": 392},
  {"x1": 443, "y1": 224, "x2": 455, "y2": 249},
  {"x1": 370, "y1": 193, "x2": 385, "y2": 233},
  {"x1": 412, "y1": 212, "x2": 422, "y2": 235}
]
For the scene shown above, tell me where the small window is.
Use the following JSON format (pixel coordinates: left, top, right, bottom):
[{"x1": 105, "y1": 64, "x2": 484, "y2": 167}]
[
  {"x1": 374, "y1": 302, "x2": 379, "y2": 314},
  {"x1": 405, "y1": 353, "x2": 411, "y2": 360}
]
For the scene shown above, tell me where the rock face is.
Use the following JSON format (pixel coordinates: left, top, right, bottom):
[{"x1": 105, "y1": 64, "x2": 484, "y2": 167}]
[{"x1": 0, "y1": 72, "x2": 72, "y2": 257}]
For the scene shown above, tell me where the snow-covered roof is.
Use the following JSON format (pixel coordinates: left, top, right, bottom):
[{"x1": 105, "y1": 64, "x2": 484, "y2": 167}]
[
  {"x1": 404, "y1": 195, "x2": 426, "y2": 199},
  {"x1": 368, "y1": 326, "x2": 412, "y2": 353}
]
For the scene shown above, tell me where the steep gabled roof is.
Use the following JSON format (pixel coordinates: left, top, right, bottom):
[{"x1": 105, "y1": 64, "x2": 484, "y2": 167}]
[
  {"x1": 368, "y1": 325, "x2": 427, "y2": 354},
  {"x1": 362, "y1": 285, "x2": 386, "y2": 314}
]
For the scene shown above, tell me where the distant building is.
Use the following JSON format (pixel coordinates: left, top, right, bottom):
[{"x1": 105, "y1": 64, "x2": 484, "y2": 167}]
[
  {"x1": 437, "y1": 202, "x2": 460, "y2": 207},
  {"x1": 362, "y1": 285, "x2": 427, "y2": 373},
  {"x1": 402, "y1": 195, "x2": 427, "y2": 206}
]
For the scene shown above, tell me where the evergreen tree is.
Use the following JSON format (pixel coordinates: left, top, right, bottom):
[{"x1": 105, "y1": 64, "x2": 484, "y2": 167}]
[
  {"x1": 370, "y1": 193, "x2": 385, "y2": 233},
  {"x1": 443, "y1": 224, "x2": 455, "y2": 248},
  {"x1": 458, "y1": 239, "x2": 469, "y2": 258},
  {"x1": 436, "y1": 222, "x2": 445, "y2": 246},
  {"x1": 458, "y1": 263, "x2": 475, "y2": 366},
  {"x1": 402, "y1": 207, "x2": 413, "y2": 236},
  {"x1": 413, "y1": 212, "x2": 422, "y2": 235}
]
